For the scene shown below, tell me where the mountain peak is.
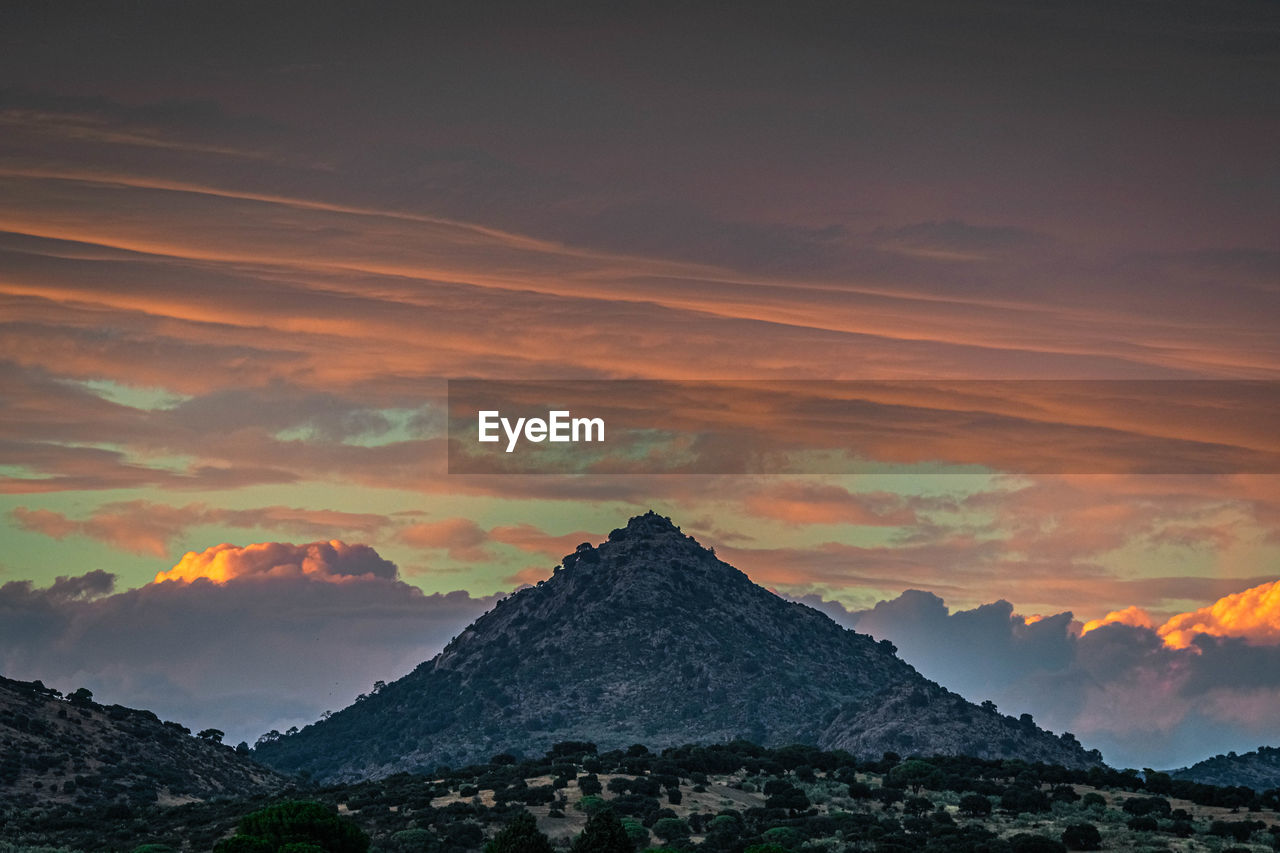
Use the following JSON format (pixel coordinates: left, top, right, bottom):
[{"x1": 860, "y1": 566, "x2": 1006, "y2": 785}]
[
  {"x1": 610, "y1": 510, "x2": 685, "y2": 541},
  {"x1": 257, "y1": 513, "x2": 1104, "y2": 781}
]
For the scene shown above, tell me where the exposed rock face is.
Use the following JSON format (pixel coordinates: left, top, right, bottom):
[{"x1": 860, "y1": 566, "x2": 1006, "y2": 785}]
[{"x1": 256, "y1": 512, "x2": 1102, "y2": 782}]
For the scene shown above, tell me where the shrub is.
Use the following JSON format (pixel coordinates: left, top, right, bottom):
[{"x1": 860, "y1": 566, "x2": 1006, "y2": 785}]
[
  {"x1": 1080, "y1": 792, "x2": 1106, "y2": 810},
  {"x1": 958, "y1": 794, "x2": 992, "y2": 817},
  {"x1": 1060, "y1": 823, "x2": 1102, "y2": 851},
  {"x1": 1125, "y1": 816, "x2": 1158, "y2": 832},
  {"x1": 1009, "y1": 834, "x2": 1067, "y2": 853}
]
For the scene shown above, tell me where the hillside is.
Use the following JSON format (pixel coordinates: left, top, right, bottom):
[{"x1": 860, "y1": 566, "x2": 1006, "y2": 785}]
[
  {"x1": 255, "y1": 512, "x2": 1101, "y2": 782},
  {"x1": 1173, "y1": 746, "x2": 1280, "y2": 792},
  {"x1": 0, "y1": 674, "x2": 287, "y2": 812}
]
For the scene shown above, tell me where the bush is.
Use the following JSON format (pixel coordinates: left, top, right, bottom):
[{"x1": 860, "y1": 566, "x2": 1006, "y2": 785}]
[
  {"x1": 1060, "y1": 823, "x2": 1102, "y2": 851},
  {"x1": 1080, "y1": 792, "x2": 1106, "y2": 810},
  {"x1": 958, "y1": 794, "x2": 992, "y2": 817},
  {"x1": 1122, "y1": 796, "x2": 1171, "y2": 817},
  {"x1": 1125, "y1": 816, "x2": 1158, "y2": 832},
  {"x1": 1009, "y1": 834, "x2": 1067, "y2": 853}
]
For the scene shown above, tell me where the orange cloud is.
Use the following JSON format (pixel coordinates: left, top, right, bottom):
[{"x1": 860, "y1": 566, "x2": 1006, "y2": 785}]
[
  {"x1": 1158, "y1": 578, "x2": 1280, "y2": 649},
  {"x1": 397, "y1": 518, "x2": 492, "y2": 561},
  {"x1": 156, "y1": 540, "x2": 397, "y2": 584},
  {"x1": 1080, "y1": 605, "x2": 1157, "y2": 635}
]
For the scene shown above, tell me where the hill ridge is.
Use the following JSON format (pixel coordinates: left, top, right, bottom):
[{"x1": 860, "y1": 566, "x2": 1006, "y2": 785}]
[{"x1": 0, "y1": 674, "x2": 287, "y2": 811}]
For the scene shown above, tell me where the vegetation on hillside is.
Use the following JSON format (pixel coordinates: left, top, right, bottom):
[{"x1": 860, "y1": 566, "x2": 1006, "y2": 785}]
[{"x1": 5, "y1": 740, "x2": 1280, "y2": 853}]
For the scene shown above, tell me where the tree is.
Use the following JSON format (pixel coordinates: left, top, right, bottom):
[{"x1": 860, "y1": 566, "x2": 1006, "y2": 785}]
[
  {"x1": 958, "y1": 794, "x2": 992, "y2": 817},
  {"x1": 903, "y1": 796, "x2": 932, "y2": 816},
  {"x1": 485, "y1": 812, "x2": 554, "y2": 853},
  {"x1": 198, "y1": 728, "x2": 225, "y2": 744},
  {"x1": 888, "y1": 760, "x2": 942, "y2": 794},
  {"x1": 68, "y1": 687, "x2": 94, "y2": 707},
  {"x1": 763, "y1": 781, "x2": 809, "y2": 811},
  {"x1": 1001, "y1": 786, "x2": 1051, "y2": 814},
  {"x1": 571, "y1": 809, "x2": 633, "y2": 853},
  {"x1": 215, "y1": 801, "x2": 369, "y2": 853},
  {"x1": 576, "y1": 795, "x2": 608, "y2": 816},
  {"x1": 618, "y1": 817, "x2": 650, "y2": 850},
  {"x1": 651, "y1": 818, "x2": 690, "y2": 845}
]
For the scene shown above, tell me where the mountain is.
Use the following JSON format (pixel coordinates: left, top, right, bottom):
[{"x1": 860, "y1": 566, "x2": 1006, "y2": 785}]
[
  {"x1": 0, "y1": 674, "x2": 287, "y2": 810},
  {"x1": 256, "y1": 512, "x2": 1102, "y2": 782},
  {"x1": 1172, "y1": 746, "x2": 1280, "y2": 791}
]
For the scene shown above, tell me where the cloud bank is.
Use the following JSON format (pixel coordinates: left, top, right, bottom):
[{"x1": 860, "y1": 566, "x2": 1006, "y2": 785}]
[
  {"x1": 801, "y1": 582, "x2": 1280, "y2": 769},
  {"x1": 0, "y1": 542, "x2": 498, "y2": 748}
]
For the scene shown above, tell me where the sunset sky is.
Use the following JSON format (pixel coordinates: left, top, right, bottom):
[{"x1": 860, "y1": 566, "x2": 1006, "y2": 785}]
[{"x1": 1, "y1": 1, "x2": 1278, "y2": 769}]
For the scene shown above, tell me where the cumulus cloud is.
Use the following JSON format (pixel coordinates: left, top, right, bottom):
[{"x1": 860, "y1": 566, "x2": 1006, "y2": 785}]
[
  {"x1": 1158, "y1": 578, "x2": 1280, "y2": 649},
  {"x1": 1080, "y1": 605, "x2": 1156, "y2": 634},
  {"x1": 156, "y1": 540, "x2": 398, "y2": 583},
  {"x1": 0, "y1": 544, "x2": 498, "y2": 746}
]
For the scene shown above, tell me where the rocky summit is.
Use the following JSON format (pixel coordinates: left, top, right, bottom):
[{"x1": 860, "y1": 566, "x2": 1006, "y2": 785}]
[{"x1": 255, "y1": 512, "x2": 1102, "y2": 782}]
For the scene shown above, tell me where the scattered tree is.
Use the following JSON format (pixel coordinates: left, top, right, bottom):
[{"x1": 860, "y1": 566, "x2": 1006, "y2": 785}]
[
  {"x1": 215, "y1": 801, "x2": 369, "y2": 853},
  {"x1": 571, "y1": 809, "x2": 633, "y2": 853},
  {"x1": 484, "y1": 811, "x2": 553, "y2": 853}
]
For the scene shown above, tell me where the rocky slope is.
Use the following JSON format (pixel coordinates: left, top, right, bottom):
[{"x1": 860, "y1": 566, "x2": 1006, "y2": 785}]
[{"x1": 256, "y1": 512, "x2": 1102, "y2": 781}]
